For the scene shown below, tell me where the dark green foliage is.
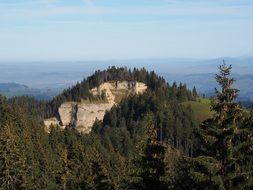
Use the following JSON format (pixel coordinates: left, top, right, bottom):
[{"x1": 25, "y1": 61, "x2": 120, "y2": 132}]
[
  {"x1": 132, "y1": 120, "x2": 166, "y2": 190},
  {"x1": 0, "y1": 67, "x2": 215, "y2": 189},
  {"x1": 100, "y1": 91, "x2": 196, "y2": 157},
  {"x1": 8, "y1": 96, "x2": 52, "y2": 120},
  {"x1": 49, "y1": 67, "x2": 195, "y2": 115},
  {"x1": 0, "y1": 124, "x2": 29, "y2": 189},
  {"x1": 190, "y1": 62, "x2": 253, "y2": 190},
  {"x1": 192, "y1": 86, "x2": 198, "y2": 99}
]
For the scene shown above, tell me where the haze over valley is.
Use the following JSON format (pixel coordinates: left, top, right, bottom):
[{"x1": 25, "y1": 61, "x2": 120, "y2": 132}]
[{"x1": 1, "y1": 57, "x2": 253, "y2": 102}]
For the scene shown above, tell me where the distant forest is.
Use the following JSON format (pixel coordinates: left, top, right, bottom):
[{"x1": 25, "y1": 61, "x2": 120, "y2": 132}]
[{"x1": 0, "y1": 65, "x2": 252, "y2": 189}]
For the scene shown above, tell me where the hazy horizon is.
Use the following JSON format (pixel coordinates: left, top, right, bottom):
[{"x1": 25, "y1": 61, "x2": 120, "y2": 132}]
[
  {"x1": 1, "y1": 57, "x2": 253, "y2": 101},
  {"x1": 1, "y1": 0, "x2": 253, "y2": 101}
]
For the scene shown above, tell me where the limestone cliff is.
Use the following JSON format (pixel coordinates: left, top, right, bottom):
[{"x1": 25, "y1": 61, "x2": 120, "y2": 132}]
[
  {"x1": 90, "y1": 80, "x2": 147, "y2": 103},
  {"x1": 44, "y1": 81, "x2": 147, "y2": 133}
]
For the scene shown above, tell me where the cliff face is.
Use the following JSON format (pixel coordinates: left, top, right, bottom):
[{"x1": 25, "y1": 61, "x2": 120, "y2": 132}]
[
  {"x1": 75, "y1": 103, "x2": 114, "y2": 133},
  {"x1": 90, "y1": 80, "x2": 147, "y2": 103},
  {"x1": 44, "y1": 81, "x2": 147, "y2": 133},
  {"x1": 58, "y1": 103, "x2": 76, "y2": 126}
]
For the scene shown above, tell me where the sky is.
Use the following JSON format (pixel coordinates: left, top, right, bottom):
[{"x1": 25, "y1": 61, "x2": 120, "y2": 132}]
[{"x1": 0, "y1": 0, "x2": 253, "y2": 61}]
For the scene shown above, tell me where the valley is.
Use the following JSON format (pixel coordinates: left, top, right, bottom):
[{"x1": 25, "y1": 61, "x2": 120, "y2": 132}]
[{"x1": 1, "y1": 57, "x2": 253, "y2": 103}]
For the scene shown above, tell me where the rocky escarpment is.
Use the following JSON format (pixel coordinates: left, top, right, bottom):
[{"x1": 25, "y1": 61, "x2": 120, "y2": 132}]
[
  {"x1": 90, "y1": 80, "x2": 147, "y2": 103},
  {"x1": 44, "y1": 81, "x2": 147, "y2": 133},
  {"x1": 75, "y1": 103, "x2": 114, "y2": 133}
]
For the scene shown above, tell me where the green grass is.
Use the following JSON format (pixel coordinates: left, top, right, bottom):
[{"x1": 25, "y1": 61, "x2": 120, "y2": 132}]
[{"x1": 182, "y1": 98, "x2": 214, "y2": 122}]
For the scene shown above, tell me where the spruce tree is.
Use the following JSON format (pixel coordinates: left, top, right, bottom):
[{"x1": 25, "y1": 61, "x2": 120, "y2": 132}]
[
  {"x1": 59, "y1": 149, "x2": 69, "y2": 190},
  {"x1": 89, "y1": 149, "x2": 114, "y2": 190},
  {"x1": 190, "y1": 62, "x2": 253, "y2": 189},
  {"x1": 192, "y1": 86, "x2": 198, "y2": 99},
  {"x1": 0, "y1": 124, "x2": 29, "y2": 189},
  {"x1": 131, "y1": 118, "x2": 166, "y2": 190}
]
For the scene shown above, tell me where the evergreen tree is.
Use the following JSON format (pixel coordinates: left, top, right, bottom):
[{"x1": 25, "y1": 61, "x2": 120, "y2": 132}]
[
  {"x1": 131, "y1": 118, "x2": 166, "y2": 190},
  {"x1": 190, "y1": 62, "x2": 253, "y2": 189},
  {"x1": 0, "y1": 124, "x2": 30, "y2": 189},
  {"x1": 162, "y1": 146, "x2": 194, "y2": 190},
  {"x1": 89, "y1": 150, "x2": 114, "y2": 190},
  {"x1": 0, "y1": 67, "x2": 202, "y2": 189},
  {"x1": 58, "y1": 149, "x2": 70, "y2": 190},
  {"x1": 192, "y1": 86, "x2": 198, "y2": 98}
]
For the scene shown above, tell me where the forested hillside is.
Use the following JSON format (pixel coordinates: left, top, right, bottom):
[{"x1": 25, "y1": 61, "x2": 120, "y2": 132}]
[
  {"x1": 49, "y1": 67, "x2": 196, "y2": 115},
  {"x1": 0, "y1": 65, "x2": 252, "y2": 189}
]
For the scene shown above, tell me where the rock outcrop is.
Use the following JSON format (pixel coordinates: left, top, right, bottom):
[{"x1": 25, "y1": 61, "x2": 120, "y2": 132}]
[
  {"x1": 76, "y1": 103, "x2": 114, "y2": 133},
  {"x1": 90, "y1": 81, "x2": 147, "y2": 103},
  {"x1": 44, "y1": 81, "x2": 147, "y2": 133},
  {"x1": 44, "y1": 117, "x2": 61, "y2": 133},
  {"x1": 58, "y1": 102, "x2": 76, "y2": 126}
]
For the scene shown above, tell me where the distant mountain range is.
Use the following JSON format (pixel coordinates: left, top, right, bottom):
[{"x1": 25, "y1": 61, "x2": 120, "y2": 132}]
[
  {"x1": 0, "y1": 82, "x2": 60, "y2": 100},
  {"x1": 0, "y1": 57, "x2": 252, "y2": 102},
  {"x1": 164, "y1": 73, "x2": 253, "y2": 103},
  {"x1": 0, "y1": 83, "x2": 29, "y2": 91},
  {"x1": 158, "y1": 58, "x2": 253, "y2": 103}
]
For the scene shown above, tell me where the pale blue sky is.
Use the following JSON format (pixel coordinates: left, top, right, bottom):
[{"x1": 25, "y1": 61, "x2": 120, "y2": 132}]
[{"x1": 0, "y1": 0, "x2": 252, "y2": 61}]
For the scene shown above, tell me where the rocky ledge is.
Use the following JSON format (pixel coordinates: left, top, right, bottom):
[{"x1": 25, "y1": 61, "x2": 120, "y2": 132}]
[{"x1": 44, "y1": 81, "x2": 147, "y2": 133}]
